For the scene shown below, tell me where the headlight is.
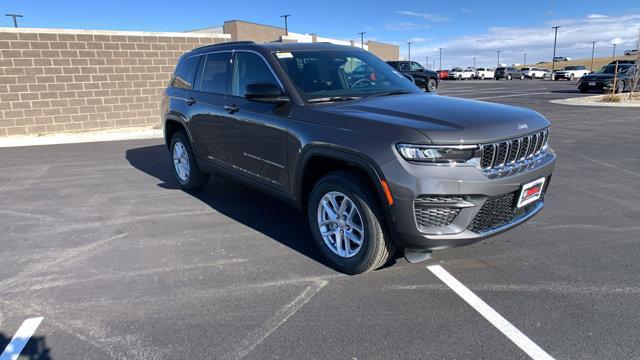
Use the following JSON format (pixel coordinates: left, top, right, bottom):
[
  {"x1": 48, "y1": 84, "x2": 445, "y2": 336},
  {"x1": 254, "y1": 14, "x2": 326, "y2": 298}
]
[{"x1": 396, "y1": 144, "x2": 479, "y2": 164}]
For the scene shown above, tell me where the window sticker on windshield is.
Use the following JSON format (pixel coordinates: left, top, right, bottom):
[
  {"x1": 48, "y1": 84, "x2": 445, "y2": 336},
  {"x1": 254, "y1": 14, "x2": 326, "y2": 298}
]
[{"x1": 275, "y1": 52, "x2": 293, "y2": 59}]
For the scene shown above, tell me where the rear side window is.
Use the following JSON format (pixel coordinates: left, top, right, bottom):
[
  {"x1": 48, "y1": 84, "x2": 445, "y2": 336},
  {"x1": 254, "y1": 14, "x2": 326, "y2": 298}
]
[
  {"x1": 172, "y1": 56, "x2": 200, "y2": 90},
  {"x1": 230, "y1": 52, "x2": 279, "y2": 97},
  {"x1": 199, "y1": 53, "x2": 230, "y2": 94}
]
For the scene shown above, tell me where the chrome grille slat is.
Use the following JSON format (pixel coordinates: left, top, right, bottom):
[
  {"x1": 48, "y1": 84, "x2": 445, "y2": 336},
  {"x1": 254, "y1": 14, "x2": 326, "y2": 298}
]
[{"x1": 478, "y1": 129, "x2": 549, "y2": 178}]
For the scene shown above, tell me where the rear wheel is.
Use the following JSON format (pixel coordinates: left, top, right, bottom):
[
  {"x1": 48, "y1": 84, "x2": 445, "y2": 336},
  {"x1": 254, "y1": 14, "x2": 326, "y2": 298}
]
[
  {"x1": 480, "y1": 74, "x2": 485, "y2": 80},
  {"x1": 616, "y1": 80, "x2": 625, "y2": 93},
  {"x1": 520, "y1": 74, "x2": 525, "y2": 80},
  {"x1": 170, "y1": 131, "x2": 209, "y2": 190},
  {"x1": 426, "y1": 78, "x2": 437, "y2": 92},
  {"x1": 308, "y1": 171, "x2": 395, "y2": 274},
  {"x1": 507, "y1": 74, "x2": 513, "y2": 80},
  {"x1": 569, "y1": 74, "x2": 575, "y2": 81},
  {"x1": 542, "y1": 73, "x2": 547, "y2": 80}
]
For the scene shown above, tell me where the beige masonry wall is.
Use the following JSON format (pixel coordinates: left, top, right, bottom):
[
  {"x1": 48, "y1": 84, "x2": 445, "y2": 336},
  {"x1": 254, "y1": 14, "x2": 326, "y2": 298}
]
[
  {"x1": 367, "y1": 41, "x2": 400, "y2": 61},
  {"x1": 0, "y1": 28, "x2": 229, "y2": 137}
]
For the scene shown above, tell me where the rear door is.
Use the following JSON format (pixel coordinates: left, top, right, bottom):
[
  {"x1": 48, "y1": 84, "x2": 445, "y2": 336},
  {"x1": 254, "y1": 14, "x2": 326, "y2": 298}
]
[
  {"x1": 189, "y1": 52, "x2": 232, "y2": 164},
  {"x1": 221, "y1": 51, "x2": 291, "y2": 192}
]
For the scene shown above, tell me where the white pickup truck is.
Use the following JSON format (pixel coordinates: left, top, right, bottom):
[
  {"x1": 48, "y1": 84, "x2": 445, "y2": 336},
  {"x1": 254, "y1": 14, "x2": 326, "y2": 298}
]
[
  {"x1": 553, "y1": 66, "x2": 590, "y2": 81},
  {"x1": 474, "y1": 67, "x2": 495, "y2": 79}
]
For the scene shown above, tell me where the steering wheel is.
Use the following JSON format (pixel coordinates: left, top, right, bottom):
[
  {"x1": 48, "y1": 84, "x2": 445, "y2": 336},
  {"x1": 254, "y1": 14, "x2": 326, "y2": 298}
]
[{"x1": 350, "y1": 78, "x2": 373, "y2": 89}]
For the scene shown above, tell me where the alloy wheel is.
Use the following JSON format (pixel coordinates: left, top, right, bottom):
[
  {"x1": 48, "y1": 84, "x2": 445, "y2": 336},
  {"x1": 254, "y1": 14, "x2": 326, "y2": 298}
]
[
  {"x1": 317, "y1": 191, "x2": 365, "y2": 258},
  {"x1": 173, "y1": 141, "x2": 190, "y2": 182}
]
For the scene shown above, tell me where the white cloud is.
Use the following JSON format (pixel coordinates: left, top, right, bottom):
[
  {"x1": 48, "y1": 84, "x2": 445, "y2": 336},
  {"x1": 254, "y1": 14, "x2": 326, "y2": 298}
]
[
  {"x1": 408, "y1": 37, "x2": 430, "y2": 43},
  {"x1": 460, "y1": 8, "x2": 475, "y2": 14},
  {"x1": 587, "y1": 14, "x2": 608, "y2": 19},
  {"x1": 408, "y1": 13, "x2": 640, "y2": 69},
  {"x1": 396, "y1": 11, "x2": 449, "y2": 22},
  {"x1": 383, "y1": 22, "x2": 430, "y2": 31}
]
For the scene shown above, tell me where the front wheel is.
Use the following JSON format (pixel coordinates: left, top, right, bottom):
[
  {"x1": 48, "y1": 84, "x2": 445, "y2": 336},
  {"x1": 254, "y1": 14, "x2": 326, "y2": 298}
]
[
  {"x1": 426, "y1": 78, "x2": 437, "y2": 92},
  {"x1": 507, "y1": 74, "x2": 513, "y2": 80},
  {"x1": 480, "y1": 74, "x2": 485, "y2": 80},
  {"x1": 170, "y1": 131, "x2": 209, "y2": 190},
  {"x1": 520, "y1": 74, "x2": 525, "y2": 80},
  {"x1": 308, "y1": 171, "x2": 396, "y2": 274},
  {"x1": 616, "y1": 81, "x2": 625, "y2": 93},
  {"x1": 569, "y1": 74, "x2": 575, "y2": 81},
  {"x1": 542, "y1": 74, "x2": 547, "y2": 79}
]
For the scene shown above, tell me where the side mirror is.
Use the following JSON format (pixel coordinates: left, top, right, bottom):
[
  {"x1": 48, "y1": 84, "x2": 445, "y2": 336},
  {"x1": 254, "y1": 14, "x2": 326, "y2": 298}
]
[{"x1": 244, "y1": 82, "x2": 290, "y2": 104}]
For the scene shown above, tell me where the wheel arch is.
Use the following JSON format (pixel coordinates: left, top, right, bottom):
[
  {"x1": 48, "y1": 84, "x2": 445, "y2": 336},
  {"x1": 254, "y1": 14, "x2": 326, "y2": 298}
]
[
  {"x1": 295, "y1": 147, "x2": 395, "y2": 225},
  {"x1": 163, "y1": 115, "x2": 194, "y2": 149}
]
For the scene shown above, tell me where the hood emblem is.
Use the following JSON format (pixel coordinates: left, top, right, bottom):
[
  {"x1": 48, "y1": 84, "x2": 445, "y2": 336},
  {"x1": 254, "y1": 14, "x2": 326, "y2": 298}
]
[{"x1": 517, "y1": 124, "x2": 528, "y2": 130}]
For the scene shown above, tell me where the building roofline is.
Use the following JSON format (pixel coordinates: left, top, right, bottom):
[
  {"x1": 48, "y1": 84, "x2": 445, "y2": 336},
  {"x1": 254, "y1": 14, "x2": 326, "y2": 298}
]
[{"x1": 223, "y1": 19, "x2": 285, "y2": 30}]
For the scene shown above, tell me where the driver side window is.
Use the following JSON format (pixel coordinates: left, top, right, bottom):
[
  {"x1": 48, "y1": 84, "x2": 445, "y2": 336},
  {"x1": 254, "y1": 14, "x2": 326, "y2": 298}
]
[
  {"x1": 231, "y1": 52, "x2": 279, "y2": 97},
  {"x1": 410, "y1": 62, "x2": 424, "y2": 71}
]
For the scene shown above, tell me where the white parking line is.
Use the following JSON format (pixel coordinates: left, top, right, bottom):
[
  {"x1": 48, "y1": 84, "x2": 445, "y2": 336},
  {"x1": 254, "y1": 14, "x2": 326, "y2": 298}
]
[
  {"x1": 427, "y1": 265, "x2": 554, "y2": 360},
  {"x1": 0, "y1": 317, "x2": 44, "y2": 360}
]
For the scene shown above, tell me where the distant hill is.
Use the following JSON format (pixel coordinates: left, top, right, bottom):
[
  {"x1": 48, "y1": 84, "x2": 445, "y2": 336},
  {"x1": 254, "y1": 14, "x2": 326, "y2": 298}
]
[{"x1": 519, "y1": 56, "x2": 636, "y2": 71}]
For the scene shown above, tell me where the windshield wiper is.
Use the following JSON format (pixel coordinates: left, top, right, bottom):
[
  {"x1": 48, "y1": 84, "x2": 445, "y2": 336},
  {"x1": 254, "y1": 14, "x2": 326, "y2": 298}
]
[
  {"x1": 369, "y1": 90, "x2": 412, "y2": 98},
  {"x1": 307, "y1": 96, "x2": 362, "y2": 104}
]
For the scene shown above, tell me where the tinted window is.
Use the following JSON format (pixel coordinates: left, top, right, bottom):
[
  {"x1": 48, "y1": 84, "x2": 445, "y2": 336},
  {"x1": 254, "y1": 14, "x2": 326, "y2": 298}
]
[
  {"x1": 231, "y1": 52, "x2": 279, "y2": 97},
  {"x1": 399, "y1": 62, "x2": 411, "y2": 71},
  {"x1": 172, "y1": 56, "x2": 200, "y2": 90},
  {"x1": 410, "y1": 62, "x2": 424, "y2": 71},
  {"x1": 496, "y1": 67, "x2": 505, "y2": 71},
  {"x1": 199, "y1": 53, "x2": 229, "y2": 94}
]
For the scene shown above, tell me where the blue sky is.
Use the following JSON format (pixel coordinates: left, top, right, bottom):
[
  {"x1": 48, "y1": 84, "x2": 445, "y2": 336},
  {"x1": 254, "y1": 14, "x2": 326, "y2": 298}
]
[{"x1": 2, "y1": 0, "x2": 640, "y2": 68}]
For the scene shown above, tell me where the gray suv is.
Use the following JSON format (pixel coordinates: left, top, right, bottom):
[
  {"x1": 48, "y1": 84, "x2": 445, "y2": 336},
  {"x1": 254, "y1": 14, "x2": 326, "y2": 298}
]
[{"x1": 162, "y1": 42, "x2": 556, "y2": 274}]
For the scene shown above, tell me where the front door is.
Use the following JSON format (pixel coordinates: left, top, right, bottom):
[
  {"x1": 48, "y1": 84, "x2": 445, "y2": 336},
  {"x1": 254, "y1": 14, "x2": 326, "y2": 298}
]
[{"x1": 221, "y1": 51, "x2": 291, "y2": 193}]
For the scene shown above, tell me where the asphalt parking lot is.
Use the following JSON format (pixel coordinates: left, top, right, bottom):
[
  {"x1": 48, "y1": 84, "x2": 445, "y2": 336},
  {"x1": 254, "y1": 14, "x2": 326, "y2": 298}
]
[{"x1": 1, "y1": 79, "x2": 639, "y2": 359}]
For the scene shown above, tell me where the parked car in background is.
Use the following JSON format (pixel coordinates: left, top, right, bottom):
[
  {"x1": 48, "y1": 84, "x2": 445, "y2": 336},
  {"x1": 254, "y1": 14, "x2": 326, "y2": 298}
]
[
  {"x1": 553, "y1": 56, "x2": 571, "y2": 62},
  {"x1": 474, "y1": 67, "x2": 494, "y2": 79},
  {"x1": 609, "y1": 60, "x2": 636, "y2": 65},
  {"x1": 553, "y1": 66, "x2": 590, "y2": 81},
  {"x1": 436, "y1": 70, "x2": 449, "y2": 79},
  {"x1": 495, "y1": 67, "x2": 524, "y2": 80},
  {"x1": 448, "y1": 68, "x2": 476, "y2": 80},
  {"x1": 624, "y1": 49, "x2": 638, "y2": 56},
  {"x1": 386, "y1": 61, "x2": 439, "y2": 92},
  {"x1": 521, "y1": 67, "x2": 550, "y2": 79},
  {"x1": 578, "y1": 63, "x2": 637, "y2": 93}
]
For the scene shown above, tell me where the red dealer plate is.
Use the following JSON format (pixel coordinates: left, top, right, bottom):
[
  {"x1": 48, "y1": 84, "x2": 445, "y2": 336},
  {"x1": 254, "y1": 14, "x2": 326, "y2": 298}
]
[{"x1": 517, "y1": 177, "x2": 546, "y2": 208}]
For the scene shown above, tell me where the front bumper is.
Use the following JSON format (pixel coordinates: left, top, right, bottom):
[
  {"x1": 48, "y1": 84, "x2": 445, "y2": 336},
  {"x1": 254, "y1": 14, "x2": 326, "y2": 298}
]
[
  {"x1": 381, "y1": 150, "x2": 556, "y2": 251},
  {"x1": 579, "y1": 80, "x2": 612, "y2": 91}
]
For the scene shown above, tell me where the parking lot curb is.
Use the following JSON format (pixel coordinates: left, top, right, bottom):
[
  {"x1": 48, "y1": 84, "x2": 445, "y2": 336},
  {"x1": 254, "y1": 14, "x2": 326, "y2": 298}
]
[
  {"x1": 0, "y1": 127, "x2": 163, "y2": 147},
  {"x1": 550, "y1": 98, "x2": 640, "y2": 107}
]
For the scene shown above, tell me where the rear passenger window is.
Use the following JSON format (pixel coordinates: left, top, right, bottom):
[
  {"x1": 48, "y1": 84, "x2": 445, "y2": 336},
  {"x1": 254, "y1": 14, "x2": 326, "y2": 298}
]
[
  {"x1": 199, "y1": 53, "x2": 230, "y2": 94},
  {"x1": 172, "y1": 56, "x2": 200, "y2": 90}
]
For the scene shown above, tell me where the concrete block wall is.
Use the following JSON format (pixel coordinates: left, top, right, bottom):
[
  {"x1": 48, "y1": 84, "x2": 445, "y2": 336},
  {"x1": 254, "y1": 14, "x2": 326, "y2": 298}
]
[{"x1": 0, "y1": 28, "x2": 229, "y2": 136}]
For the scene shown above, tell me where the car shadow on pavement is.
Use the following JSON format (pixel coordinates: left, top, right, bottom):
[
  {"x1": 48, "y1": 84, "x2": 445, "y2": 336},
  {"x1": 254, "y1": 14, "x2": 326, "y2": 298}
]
[
  {"x1": 0, "y1": 333, "x2": 52, "y2": 359},
  {"x1": 125, "y1": 144, "x2": 329, "y2": 267}
]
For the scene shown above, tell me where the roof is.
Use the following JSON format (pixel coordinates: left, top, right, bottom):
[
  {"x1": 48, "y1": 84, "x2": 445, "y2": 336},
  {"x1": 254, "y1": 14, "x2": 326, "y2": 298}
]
[{"x1": 189, "y1": 41, "x2": 362, "y2": 55}]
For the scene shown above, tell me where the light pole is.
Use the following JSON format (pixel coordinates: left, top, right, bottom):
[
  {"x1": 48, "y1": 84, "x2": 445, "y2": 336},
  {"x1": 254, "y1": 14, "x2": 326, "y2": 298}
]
[
  {"x1": 590, "y1": 41, "x2": 596, "y2": 71},
  {"x1": 426, "y1": 56, "x2": 429, "y2": 69},
  {"x1": 438, "y1": 47, "x2": 443, "y2": 70},
  {"x1": 551, "y1": 26, "x2": 561, "y2": 73},
  {"x1": 612, "y1": 43, "x2": 617, "y2": 60},
  {"x1": 5, "y1": 13, "x2": 23, "y2": 28},
  {"x1": 280, "y1": 14, "x2": 291, "y2": 36},
  {"x1": 473, "y1": 57, "x2": 477, "y2": 69},
  {"x1": 358, "y1": 32, "x2": 365, "y2": 49},
  {"x1": 406, "y1": 42, "x2": 412, "y2": 61},
  {"x1": 523, "y1": 53, "x2": 527, "y2": 67},
  {"x1": 496, "y1": 50, "x2": 501, "y2": 66}
]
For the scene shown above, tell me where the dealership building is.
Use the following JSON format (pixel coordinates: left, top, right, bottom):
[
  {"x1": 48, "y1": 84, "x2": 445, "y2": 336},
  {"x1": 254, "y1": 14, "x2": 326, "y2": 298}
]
[{"x1": 189, "y1": 19, "x2": 400, "y2": 61}]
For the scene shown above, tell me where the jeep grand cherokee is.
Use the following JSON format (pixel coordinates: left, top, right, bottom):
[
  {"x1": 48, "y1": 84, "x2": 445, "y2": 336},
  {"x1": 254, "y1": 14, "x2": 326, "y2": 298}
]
[{"x1": 161, "y1": 41, "x2": 556, "y2": 274}]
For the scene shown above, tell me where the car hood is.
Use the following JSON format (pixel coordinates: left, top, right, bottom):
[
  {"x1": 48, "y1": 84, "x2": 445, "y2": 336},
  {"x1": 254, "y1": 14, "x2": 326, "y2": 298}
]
[
  {"x1": 581, "y1": 73, "x2": 616, "y2": 81},
  {"x1": 316, "y1": 93, "x2": 549, "y2": 144}
]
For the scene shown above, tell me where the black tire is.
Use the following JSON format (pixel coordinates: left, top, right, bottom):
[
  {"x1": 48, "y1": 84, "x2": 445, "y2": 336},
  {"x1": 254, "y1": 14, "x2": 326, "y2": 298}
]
[
  {"x1": 569, "y1": 74, "x2": 575, "y2": 81},
  {"x1": 507, "y1": 74, "x2": 512, "y2": 80},
  {"x1": 616, "y1": 80, "x2": 625, "y2": 93},
  {"x1": 169, "y1": 131, "x2": 209, "y2": 190},
  {"x1": 480, "y1": 74, "x2": 485, "y2": 80},
  {"x1": 307, "y1": 171, "x2": 396, "y2": 275},
  {"x1": 542, "y1": 73, "x2": 547, "y2": 80},
  {"x1": 520, "y1": 74, "x2": 525, "y2": 80},
  {"x1": 426, "y1": 78, "x2": 437, "y2": 92}
]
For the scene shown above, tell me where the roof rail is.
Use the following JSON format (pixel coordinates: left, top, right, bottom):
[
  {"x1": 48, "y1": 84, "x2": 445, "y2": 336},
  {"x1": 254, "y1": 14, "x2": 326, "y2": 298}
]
[{"x1": 193, "y1": 41, "x2": 256, "y2": 51}]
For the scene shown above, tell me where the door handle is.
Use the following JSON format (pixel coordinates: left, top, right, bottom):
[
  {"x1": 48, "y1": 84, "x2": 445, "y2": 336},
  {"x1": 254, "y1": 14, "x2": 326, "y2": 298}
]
[
  {"x1": 224, "y1": 104, "x2": 240, "y2": 114},
  {"x1": 185, "y1": 97, "x2": 196, "y2": 106}
]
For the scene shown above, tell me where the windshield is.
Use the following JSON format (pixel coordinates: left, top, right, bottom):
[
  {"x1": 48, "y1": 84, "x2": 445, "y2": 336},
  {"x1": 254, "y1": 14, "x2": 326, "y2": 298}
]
[
  {"x1": 595, "y1": 65, "x2": 632, "y2": 74},
  {"x1": 272, "y1": 49, "x2": 420, "y2": 101}
]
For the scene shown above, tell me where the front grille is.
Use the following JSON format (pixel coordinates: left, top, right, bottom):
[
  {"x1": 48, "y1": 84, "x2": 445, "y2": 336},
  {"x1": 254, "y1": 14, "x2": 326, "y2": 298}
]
[
  {"x1": 479, "y1": 129, "x2": 549, "y2": 178},
  {"x1": 415, "y1": 207, "x2": 461, "y2": 227},
  {"x1": 467, "y1": 192, "x2": 541, "y2": 233},
  {"x1": 414, "y1": 196, "x2": 465, "y2": 228}
]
